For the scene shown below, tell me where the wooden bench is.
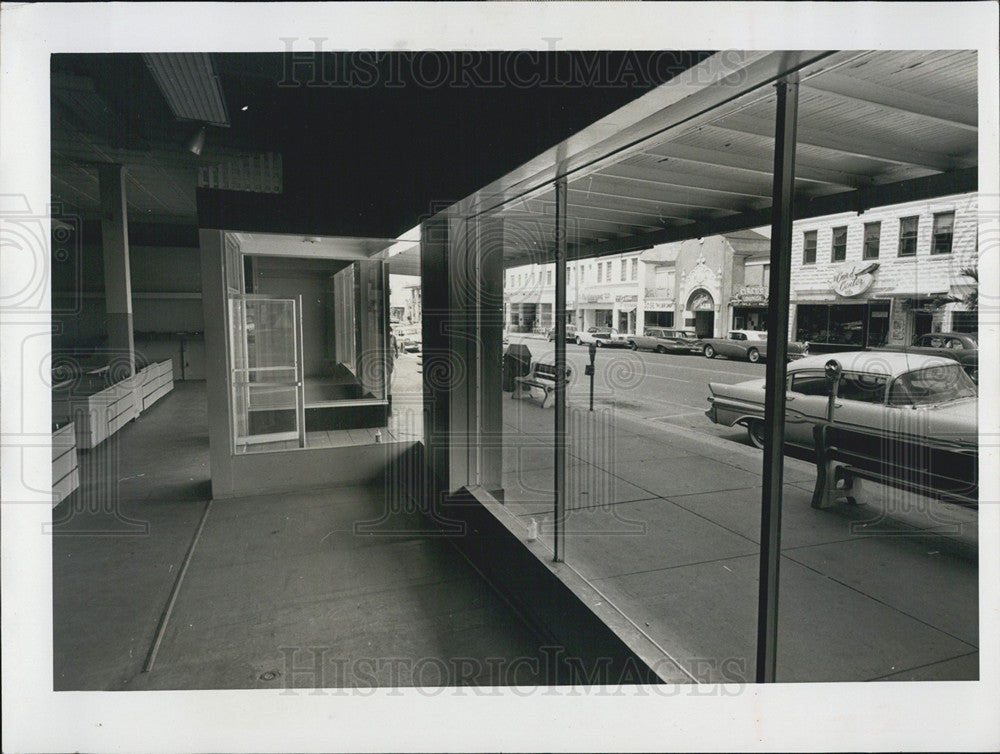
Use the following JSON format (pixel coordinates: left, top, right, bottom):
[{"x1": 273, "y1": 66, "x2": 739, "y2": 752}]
[
  {"x1": 513, "y1": 361, "x2": 571, "y2": 408},
  {"x1": 810, "y1": 423, "x2": 978, "y2": 509}
]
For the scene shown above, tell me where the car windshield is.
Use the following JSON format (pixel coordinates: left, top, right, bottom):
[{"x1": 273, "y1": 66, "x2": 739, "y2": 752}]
[{"x1": 889, "y1": 364, "x2": 977, "y2": 406}]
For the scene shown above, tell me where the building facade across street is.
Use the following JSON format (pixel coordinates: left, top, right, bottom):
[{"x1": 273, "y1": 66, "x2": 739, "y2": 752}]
[{"x1": 504, "y1": 191, "x2": 978, "y2": 347}]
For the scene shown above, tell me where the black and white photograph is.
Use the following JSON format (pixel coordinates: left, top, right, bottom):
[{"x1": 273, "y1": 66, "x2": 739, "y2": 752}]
[{"x1": 1, "y1": 2, "x2": 998, "y2": 751}]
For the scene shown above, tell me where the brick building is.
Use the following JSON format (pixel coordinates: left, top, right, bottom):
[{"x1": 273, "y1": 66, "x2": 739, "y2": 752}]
[
  {"x1": 504, "y1": 193, "x2": 978, "y2": 346},
  {"x1": 789, "y1": 192, "x2": 977, "y2": 347}
]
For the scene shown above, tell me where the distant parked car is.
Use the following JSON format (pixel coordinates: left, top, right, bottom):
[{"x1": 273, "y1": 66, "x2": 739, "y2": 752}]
[
  {"x1": 872, "y1": 331, "x2": 978, "y2": 383},
  {"x1": 701, "y1": 330, "x2": 808, "y2": 363},
  {"x1": 705, "y1": 351, "x2": 977, "y2": 451},
  {"x1": 547, "y1": 323, "x2": 578, "y2": 342},
  {"x1": 395, "y1": 325, "x2": 421, "y2": 353},
  {"x1": 575, "y1": 327, "x2": 629, "y2": 348},
  {"x1": 630, "y1": 327, "x2": 701, "y2": 354}
]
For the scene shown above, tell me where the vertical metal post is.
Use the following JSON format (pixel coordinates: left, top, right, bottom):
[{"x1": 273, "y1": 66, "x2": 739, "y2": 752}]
[
  {"x1": 554, "y1": 177, "x2": 568, "y2": 562},
  {"x1": 756, "y1": 77, "x2": 798, "y2": 683},
  {"x1": 296, "y1": 294, "x2": 307, "y2": 448}
]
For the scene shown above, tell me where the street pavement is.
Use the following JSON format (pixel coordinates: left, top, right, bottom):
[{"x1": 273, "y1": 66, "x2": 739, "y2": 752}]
[
  {"x1": 505, "y1": 332, "x2": 765, "y2": 445},
  {"x1": 499, "y1": 332, "x2": 979, "y2": 683}
]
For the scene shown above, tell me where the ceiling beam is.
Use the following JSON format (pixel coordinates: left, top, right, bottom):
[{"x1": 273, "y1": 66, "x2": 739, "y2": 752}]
[
  {"x1": 708, "y1": 116, "x2": 966, "y2": 172},
  {"x1": 567, "y1": 181, "x2": 744, "y2": 213},
  {"x1": 572, "y1": 167, "x2": 977, "y2": 259},
  {"x1": 801, "y1": 72, "x2": 977, "y2": 132},
  {"x1": 646, "y1": 142, "x2": 866, "y2": 189},
  {"x1": 581, "y1": 168, "x2": 769, "y2": 201},
  {"x1": 525, "y1": 198, "x2": 691, "y2": 227},
  {"x1": 599, "y1": 162, "x2": 774, "y2": 199}
]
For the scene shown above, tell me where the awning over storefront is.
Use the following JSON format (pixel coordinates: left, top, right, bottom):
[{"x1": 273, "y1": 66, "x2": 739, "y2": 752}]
[{"x1": 884, "y1": 287, "x2": 949, "y2": 297}]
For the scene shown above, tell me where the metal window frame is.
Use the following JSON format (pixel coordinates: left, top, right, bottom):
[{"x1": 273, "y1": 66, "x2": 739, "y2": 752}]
[
  {"x1": 898, "y1": 215, "x2": 920, "y2": 256},
  {"x1": 831, "y1": 225, "x2": 848, "y2": 262},
  {"x1": 931, "y1": 210, "x2": 956, "y2": 254},
  {"x1": 863, "y1": 221, "x2": 882, "y2": 259},
  {"x1": 803, "y1": 229, "x2": 818, "y2": 264}
]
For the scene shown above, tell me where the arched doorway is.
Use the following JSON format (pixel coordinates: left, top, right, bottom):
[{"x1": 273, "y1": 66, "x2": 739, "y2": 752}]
[{"x1": 687, "y1": 288, "x2": 715, "y2": 338}]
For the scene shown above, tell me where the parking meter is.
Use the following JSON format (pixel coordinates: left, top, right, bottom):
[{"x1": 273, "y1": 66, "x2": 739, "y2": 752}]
[
  {"x1": 586, "y1": 342, "x2": 597, "y2": 411},
  {"x1": 824, "y1": 359, "x2": 842, "y2": 422}
]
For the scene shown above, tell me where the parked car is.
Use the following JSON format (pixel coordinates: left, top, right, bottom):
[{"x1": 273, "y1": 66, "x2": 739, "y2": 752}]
[
  {"x1": 574, "y1": 327, "x2": 629, "y2": 348},
  {"x1": 872, "y1": 331, "x2": 978, "y2": 383},
  {"x1": 700, "y1": 330, "x2": 808, "y2": 363},
  {"x1": 546, "y1": 323, "x2": 578, "y2": 342},
  {"x1": 395, "y1": 325, "x2": 421, "y2": 353},
  {"x1": 705, "y1": 351, "x2": 978, "y2": 451},
  {"x1": 630, "y1": 327, "x2": 701, "y2": 354}
]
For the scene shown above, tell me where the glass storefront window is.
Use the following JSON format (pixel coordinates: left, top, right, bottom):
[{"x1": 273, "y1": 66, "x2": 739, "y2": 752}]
[
  {"x1": 796, "y1": 301, "x2": 891, "y2": 347},
  {"x1": 796, "y1": 303, "x2": 829, "y2": 343},
  {"x1": 829, "y1": 303, "x2": 865, "y2": 346}
]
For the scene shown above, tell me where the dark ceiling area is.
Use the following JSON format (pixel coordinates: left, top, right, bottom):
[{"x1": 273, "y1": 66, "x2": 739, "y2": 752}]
[{"x1": 51, "y1": 51, "x2": 712, "y2": 239}]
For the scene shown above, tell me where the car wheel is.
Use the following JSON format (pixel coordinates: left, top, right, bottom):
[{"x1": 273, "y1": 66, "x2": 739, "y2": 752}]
[
  {"x1": 656, "y1": 345, "x2": 666, "y2": 354},
  {"x1": 747, "y1": 348, "x2": 760, "y2": 363},
  {"x1": 746, "y1": 420, "x2": 765, "y2": 449},
  {"x1": 595, "y1": 340, "x2": 602, "y2": 348},
  {"x1": 703, "y1": 344, "x2": 715, "y2": 359},
  {"x1": 576, "y1": 337, "x2": 583, "y2": 346}
]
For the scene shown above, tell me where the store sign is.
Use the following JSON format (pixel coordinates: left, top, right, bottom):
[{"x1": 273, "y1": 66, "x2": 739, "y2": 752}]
[
  {"x1": 731, "y1": 285, "x2": 768, "y2": 305},
  {"x1": 615, "y1": 294, "x2": 638, "y2": 303},
  {"x1": 584, "y1": 292, "x2": 615, "y2": 304},
  {"x1": 645, "y1": 299, "x2": 674, "y2": 312},
  {"x1": 831, "y1": 262, "x2": 879, "y2": 297}
]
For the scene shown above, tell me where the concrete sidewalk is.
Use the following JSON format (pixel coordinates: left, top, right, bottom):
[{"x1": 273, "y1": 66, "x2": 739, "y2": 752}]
[
  {"x1": 501, "y1": 388, "x2": 979, "y2": 682},
  {"x1": 51, "y1": 380, "x2": 978, "y2": 689}
]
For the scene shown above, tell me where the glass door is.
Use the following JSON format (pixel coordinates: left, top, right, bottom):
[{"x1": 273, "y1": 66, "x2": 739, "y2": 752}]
[{"x1": 229, "y1": 295, "x2": 306, "y2": 452}]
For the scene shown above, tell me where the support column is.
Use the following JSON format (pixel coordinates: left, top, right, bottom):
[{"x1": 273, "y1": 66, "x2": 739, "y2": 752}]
[
  {"x1": 421, "y1": 213, "x2": 477, "y2": 498},
  {"x1": 756, "y1": 78, "x2": 799, "y2": 683},
  {"x1": 98, "y1": 164, "x2": 135, "y2": 376},
  {"x1": 478, "y1": 216, "x2": 505, "y2": 498},
  {"x1": 553, "y1": 177, "x2": 568, "y2": 562}
]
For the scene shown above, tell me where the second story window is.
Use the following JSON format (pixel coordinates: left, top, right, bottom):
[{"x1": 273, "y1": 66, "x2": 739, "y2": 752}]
[
  {"x1": 620, "y1": 259, "x2": 626, "y2": 281},
  {"x1": 803, "y1": 230, "x2": 817, "y2": 264},
  {"x1": 898, "y1": 216, "x2": 919, "y2": 257},
  {"x1": 762, "y1": 263, "x2": 770, "y2": 289},
  {"x1": 831, "y1": 226, "x2": 847, "y2": 262},
  {"x1": 932, "y1": 211, "x2": 955, "y2": 254},
  {"x1": 631, "y1": 258, "x2": 638, "y2": 280},
  {"x1": 546, "y1": 269, "x2": 553, "y2": 284},
  {"x1": 597, "y1": 263, "x2": 603, "y2": 283},
  {"x1": 863, "y1": 222, "x2": 881, "y2": 259}
]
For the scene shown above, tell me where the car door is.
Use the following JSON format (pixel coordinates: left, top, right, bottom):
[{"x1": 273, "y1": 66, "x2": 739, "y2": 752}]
[
  {"x1": 784, "y1": 370, "x2": 831, "y2": 447},
  {"x1": 785, "y1": 369, "x2": 888, "y2": 449},
  {"x1": 638, "y1": 328, "x2": 659, "y2": 349},
  {"x1": 724, "y1": 332, "x2": 746, "y2": 359}
]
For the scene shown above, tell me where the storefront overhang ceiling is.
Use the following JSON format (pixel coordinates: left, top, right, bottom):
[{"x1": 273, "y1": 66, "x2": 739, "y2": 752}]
[
  {"x1": 458, "y1": 50, "x2": 978, "y2": 268},
  {"x1": 232, "y1": 231, "x2": 422, "y2": 276}
]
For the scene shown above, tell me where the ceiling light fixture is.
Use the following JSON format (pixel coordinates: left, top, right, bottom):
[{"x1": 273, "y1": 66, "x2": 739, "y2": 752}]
[{"x1": 187, "y1": 125, "x2": 206, "y2": 156}]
